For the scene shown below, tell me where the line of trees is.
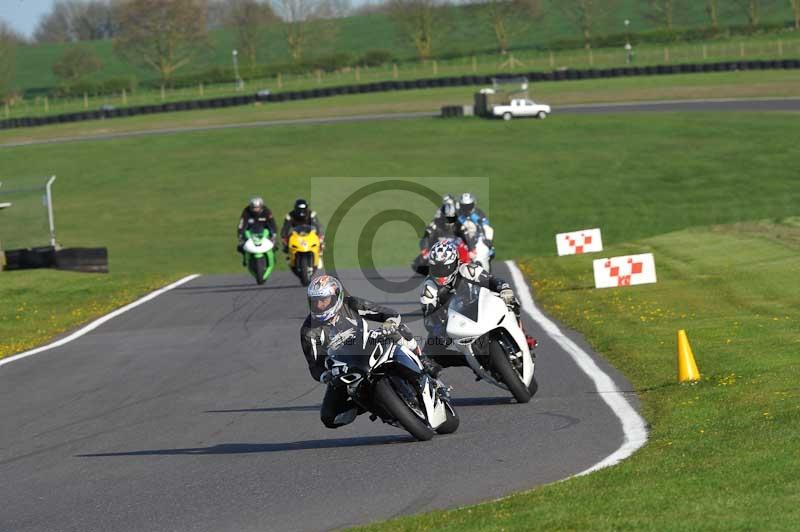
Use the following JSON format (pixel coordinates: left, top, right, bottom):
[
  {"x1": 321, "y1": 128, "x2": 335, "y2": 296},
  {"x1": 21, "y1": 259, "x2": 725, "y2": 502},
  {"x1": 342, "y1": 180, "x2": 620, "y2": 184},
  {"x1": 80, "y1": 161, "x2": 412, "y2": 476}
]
[{"x1": 13, "y1": 0, "x2": 800, "y2": 90}]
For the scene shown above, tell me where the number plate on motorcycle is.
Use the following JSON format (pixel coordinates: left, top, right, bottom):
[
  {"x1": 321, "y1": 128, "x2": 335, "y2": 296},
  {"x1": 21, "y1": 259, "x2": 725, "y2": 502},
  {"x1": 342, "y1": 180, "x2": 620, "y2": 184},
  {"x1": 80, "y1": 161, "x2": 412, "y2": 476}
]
[
  {"x1": 593, "y1": 253, "x2": 657, "y2": 289},
  {"x1": 556, "y1": 228, "x2": 603, "y2": 256}
]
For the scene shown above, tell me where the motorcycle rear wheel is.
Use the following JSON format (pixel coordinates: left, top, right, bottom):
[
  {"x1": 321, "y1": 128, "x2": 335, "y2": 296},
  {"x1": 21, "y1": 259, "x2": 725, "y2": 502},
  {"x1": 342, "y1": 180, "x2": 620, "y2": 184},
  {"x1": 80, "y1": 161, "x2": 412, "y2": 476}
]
[
  {"x1": 489, "y1": 340, "x2": 532, "y2": 404},
  {"x1": 375, "y1": 378, "x2": 435, "y2": 441},
  {"x1": 435, "y1": 403, "x2": 460, "y2": 434}
]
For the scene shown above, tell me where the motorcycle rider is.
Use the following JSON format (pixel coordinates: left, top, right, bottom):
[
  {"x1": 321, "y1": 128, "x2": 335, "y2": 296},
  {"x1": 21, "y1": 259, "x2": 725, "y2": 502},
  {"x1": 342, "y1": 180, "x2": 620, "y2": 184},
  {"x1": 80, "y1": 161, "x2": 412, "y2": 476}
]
[
  {"x1": 457, "y1": 192, "x2": 494, "y2": 253},
  {"x1": 280, "y1": 198, "x2": 325, "y2": 254},
  {"x1": 237, "y1": 197, "x2": 278, "y2": 264},
  {"x1": 419, "y1": 240, "x2": 534, "y2": 368},
  {"x1": 413, "y1": 201, "x2": 465, "y2": 274},
  {"x1": 301, "y1": 275, "x2": 437, "y2": 428}
]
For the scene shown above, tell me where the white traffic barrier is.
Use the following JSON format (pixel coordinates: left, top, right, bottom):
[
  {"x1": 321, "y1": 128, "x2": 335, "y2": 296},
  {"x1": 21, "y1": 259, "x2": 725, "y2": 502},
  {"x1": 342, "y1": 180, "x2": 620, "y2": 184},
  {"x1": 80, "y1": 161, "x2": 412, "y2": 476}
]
[
  {"x1": 593, "y1": 253, "x2": 657, "y2": 289},
  {"x1": 556, "y1": 228, "x2": 603, "y2": 256}
]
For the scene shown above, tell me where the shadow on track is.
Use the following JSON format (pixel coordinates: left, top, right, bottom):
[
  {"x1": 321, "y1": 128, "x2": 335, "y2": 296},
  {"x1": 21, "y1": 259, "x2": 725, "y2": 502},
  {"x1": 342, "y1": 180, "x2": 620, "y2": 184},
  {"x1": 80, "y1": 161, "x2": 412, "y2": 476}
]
[
  {"x1": 205, "y1": 397, "x2": 513, "y2": 415},
  {"x1": 77, "y1": 435, "x2": 414, "y2": 458},
  {"x1": 175, "y1": 284, "x2": 300, "y2": 294}
]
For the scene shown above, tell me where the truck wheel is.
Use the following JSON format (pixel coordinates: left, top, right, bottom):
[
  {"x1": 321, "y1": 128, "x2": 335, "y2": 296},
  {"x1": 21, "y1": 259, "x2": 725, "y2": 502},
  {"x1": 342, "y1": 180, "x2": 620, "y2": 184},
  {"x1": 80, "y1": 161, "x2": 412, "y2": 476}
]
[
  {"x1": 537, "y1": 111, "x2": 547, "y2": 119},
  {"x1": 503, "y1": 112, "x2": 512, "y2": 121}
]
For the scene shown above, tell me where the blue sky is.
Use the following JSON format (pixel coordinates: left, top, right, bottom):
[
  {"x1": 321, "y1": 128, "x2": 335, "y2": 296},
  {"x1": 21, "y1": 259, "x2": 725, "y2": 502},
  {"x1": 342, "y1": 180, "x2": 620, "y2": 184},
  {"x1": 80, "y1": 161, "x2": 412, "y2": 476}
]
[{"x1": 0, "y1": 0, "x2": 54, "y2": 37}]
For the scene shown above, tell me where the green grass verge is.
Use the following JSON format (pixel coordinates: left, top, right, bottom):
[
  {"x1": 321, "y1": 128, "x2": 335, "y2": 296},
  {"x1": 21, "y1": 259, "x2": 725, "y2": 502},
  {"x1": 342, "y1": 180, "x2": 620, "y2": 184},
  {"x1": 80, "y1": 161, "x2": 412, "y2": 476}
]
[
  {"x1": 2, "y1": 112, "x2": 798, "y2": 366},
  {"x1": 3, "y1": 70, "x2": 800, "y2": 144},
  {"x1": 355, "y1": 220, "x2": 800, "y2": 530}
]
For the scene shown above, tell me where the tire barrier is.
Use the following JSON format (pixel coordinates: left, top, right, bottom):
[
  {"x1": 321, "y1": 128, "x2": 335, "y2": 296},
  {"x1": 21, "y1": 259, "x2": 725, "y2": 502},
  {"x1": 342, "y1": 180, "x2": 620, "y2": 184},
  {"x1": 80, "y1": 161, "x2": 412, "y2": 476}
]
[
  {"x1": 0, "y1": 246, "x2": 109, "y2": 272},
  {"x1": 1, "y1": 246, "x2": 56, "y2": 271},
  {"x1": 2, "y1": 58, "x2": 800, "y2": 131},
  {"x1": 54, "y1": 247, "x2": 109, "y2": 273}
]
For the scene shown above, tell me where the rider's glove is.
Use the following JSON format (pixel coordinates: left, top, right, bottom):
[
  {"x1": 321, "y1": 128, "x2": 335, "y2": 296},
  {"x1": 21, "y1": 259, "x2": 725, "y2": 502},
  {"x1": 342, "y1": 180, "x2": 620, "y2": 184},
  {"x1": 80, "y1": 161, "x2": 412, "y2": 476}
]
[
  {"x1": 382, "y1": 317, "x2": 401, "y2": 339},
  {"x1": 319, "y1": 370, "x2": 334, "y2": 385},
  {"x1": 500, "y1": 288, "x2": 516, "y2": 307}
]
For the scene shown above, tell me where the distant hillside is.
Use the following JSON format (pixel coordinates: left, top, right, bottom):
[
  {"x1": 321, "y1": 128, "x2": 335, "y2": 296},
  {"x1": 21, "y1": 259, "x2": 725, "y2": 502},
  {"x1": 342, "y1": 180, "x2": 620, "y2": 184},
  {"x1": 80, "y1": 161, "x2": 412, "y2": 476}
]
[{"x1": 10, "y1": 0, "x2": 798, "y2": 93}]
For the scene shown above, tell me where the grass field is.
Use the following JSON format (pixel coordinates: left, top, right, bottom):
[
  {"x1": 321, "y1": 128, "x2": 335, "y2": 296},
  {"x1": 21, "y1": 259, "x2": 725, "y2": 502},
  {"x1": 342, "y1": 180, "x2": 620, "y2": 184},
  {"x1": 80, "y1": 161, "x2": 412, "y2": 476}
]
[
  {"x1": 359, "y1": 220, "x2": 800, "y2": 530},
  {"x1": 3, "y1": 70, "x2": 800, "y2": 145},
  {"x1": 9, "y1": 0, "x2": 799, "y2": 94}
]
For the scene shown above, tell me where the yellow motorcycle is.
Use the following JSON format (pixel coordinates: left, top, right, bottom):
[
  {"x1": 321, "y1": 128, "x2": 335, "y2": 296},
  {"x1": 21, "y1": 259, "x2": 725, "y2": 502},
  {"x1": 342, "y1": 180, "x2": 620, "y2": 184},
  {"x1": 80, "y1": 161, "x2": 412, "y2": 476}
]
[{"x1": 286, "y1": 224, "x2": 322, "y2": 286}]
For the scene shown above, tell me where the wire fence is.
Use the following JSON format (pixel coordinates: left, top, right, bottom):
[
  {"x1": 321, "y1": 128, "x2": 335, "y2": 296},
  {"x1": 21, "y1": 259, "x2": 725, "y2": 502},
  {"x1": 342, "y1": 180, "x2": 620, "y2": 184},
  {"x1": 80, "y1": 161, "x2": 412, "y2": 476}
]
[{"x1": 4, "y1": 37, "x2": 800, "y2": 120}]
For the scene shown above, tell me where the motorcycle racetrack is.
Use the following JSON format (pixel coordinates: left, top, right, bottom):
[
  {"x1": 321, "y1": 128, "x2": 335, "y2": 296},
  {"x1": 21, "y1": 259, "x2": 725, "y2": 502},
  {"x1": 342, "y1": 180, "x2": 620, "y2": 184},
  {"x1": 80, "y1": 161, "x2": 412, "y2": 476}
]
[{"x1": 0, "y1": 263, "x2": 641, "y2": 532}]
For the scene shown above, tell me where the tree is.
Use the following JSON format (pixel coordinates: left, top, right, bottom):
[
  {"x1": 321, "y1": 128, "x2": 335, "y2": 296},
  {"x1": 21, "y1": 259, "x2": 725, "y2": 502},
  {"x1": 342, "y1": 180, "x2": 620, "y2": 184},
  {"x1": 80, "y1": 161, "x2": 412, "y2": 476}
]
[
  {"x1": 53, "y1": 46, "x2": 103, "y2": 83},
  {"x1": 389, "y1": 0, "x2": 449, "y2": 60},
  {"x1": 480, "y1": 0, "x2": 542, "y2": 54},
  {"x1": 228, "y1": 0, "x2": 277, "y2": 69},
  {"x1": 706, "y1": 0, "x2": 719, "y2": 30},
  {"x1": 114, "y1": 0, "x2": 211, "y2": 83},
  {"x1": 559, "y1": 0, "x2": 603, "y2": 50},
  {"x1": 790, "y1": 0, "x2": 800, "y2": 30},
  {"x1": 646, "y1": 0, "x2": 675, "y2": 30},
  {"x1": 0, "y1": 21, "x2": 18, "y2": 100},
  {"x1": 735, "y1": 0, "x2": 760, "y2": 28},
  {"x1": 270, "y1": 0, "x2": 340, "y2": 62},
  {"x1": 34, "y1": 0, "x2": 118, "y2": 43}
]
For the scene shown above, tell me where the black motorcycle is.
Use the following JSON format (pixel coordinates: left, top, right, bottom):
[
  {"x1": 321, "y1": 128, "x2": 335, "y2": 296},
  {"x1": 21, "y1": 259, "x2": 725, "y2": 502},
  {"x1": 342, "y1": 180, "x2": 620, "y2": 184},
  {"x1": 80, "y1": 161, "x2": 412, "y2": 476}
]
[{"x1": 324, "y1": 321, "x2": 459, "y2": 441}]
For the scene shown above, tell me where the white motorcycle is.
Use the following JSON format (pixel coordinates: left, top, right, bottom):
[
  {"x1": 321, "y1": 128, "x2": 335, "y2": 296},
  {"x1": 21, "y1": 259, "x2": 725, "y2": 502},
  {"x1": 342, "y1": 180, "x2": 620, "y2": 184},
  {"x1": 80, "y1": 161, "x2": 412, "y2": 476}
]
[{"x1": 445, "y1": 282, "x2": 536, "y2": 403}]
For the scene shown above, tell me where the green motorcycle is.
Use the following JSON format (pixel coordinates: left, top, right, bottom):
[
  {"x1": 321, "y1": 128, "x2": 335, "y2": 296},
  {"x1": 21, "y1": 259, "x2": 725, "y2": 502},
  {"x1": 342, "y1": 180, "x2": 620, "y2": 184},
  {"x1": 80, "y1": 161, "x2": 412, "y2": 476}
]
[{"x1": 242, "y1": 225, "x2": 275, "y2": 285}]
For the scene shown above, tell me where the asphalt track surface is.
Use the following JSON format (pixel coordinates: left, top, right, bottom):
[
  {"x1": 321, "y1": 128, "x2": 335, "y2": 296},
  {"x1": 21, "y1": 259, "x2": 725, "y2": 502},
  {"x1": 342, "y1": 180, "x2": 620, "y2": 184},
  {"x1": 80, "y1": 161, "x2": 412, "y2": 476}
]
[
  {"x1": 0, "y1": 264, "x2": 640, "y2": 532},
  {"x1": 1, "y1": 97, "x2": 799, "y2": 148}
]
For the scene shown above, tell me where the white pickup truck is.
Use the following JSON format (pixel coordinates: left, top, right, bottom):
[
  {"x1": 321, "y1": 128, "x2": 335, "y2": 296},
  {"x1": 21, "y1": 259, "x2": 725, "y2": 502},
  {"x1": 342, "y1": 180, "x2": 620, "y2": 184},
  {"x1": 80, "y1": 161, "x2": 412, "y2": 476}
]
[{"x1": 492, "y1": 98, "x2": 551, "y2": 121}]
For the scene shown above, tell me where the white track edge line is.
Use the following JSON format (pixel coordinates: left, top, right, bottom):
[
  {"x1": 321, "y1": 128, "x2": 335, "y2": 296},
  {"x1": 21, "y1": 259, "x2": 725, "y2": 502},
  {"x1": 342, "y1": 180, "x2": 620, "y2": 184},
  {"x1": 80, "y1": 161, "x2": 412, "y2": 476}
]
[
  {"x1": 505, "y1": 260, "x2": 648, "y2": 476},
  {"x1": 0, "y1": 274, "x2": 201, "y2": 369}
]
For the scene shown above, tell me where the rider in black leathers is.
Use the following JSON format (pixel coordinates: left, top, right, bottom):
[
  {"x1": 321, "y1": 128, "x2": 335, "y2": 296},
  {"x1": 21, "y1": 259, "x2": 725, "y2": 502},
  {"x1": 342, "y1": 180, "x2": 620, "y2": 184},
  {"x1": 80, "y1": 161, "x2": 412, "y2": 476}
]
[
  {"x1": 420, "y1": 240, "x2": 532, "y2": 369},
  {"x1": 301, "y1": 275, "x2": 429, "y2": 428}
]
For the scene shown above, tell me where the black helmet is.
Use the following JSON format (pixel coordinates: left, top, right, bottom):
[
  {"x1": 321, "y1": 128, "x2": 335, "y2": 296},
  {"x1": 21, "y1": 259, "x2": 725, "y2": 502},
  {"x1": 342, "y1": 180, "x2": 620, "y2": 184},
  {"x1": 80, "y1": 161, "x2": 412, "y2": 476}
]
[
  {"x1": 293, "y1": 198, "x2": 310, "y2": 222},
  {"x1": 428, "y1": 240, "x2": 459, "y2": 285}
]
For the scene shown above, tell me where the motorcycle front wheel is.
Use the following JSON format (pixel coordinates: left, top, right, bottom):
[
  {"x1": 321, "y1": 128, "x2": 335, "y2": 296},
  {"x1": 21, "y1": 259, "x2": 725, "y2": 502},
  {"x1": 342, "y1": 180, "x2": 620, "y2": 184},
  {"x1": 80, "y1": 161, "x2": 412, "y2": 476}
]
[
  {"x1": 489, "y1": 340, "x2": 532, "y2": 404},
  {"x1": 252, "y1": 256, "x2": 267, "y2": 285},
  {"x1": 297, "y1": 253, "x2": 313, "y2": 286},
  {"x1": 374, "y1": 378, "x2": 435, "y2": 441}
]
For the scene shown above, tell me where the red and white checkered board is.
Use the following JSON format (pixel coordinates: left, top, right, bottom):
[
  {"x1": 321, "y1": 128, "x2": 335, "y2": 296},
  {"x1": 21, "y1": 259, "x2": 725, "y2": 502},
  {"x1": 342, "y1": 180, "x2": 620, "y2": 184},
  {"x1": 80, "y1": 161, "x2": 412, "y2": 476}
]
[
  {"x1": 556, "y1": 228, "x2": 603, "y2": 256},
  {"x1": 593, "y1": 253, "x2": 657, "y2": 289}
]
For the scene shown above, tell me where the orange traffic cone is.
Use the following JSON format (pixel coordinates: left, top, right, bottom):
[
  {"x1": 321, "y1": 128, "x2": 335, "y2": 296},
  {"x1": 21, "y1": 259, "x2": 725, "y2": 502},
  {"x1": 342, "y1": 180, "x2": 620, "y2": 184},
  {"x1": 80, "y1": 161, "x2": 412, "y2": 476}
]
[{"x1": 677, "y1": 330, "x2": 700, "y2": 383}]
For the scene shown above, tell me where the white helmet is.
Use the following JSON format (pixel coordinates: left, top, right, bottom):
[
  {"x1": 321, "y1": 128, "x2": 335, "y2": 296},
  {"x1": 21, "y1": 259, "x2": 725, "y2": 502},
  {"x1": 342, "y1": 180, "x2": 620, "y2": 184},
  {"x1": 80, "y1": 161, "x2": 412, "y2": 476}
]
[
  {"x1": 307, "y1": 275, "x2": 344, "y2": 322},
  {"x1": 459, "y1": 192, "x2": 475, "y2": 215},
  {"x1": 249, "y1": 197, "x2": 265, "y2": 212}
]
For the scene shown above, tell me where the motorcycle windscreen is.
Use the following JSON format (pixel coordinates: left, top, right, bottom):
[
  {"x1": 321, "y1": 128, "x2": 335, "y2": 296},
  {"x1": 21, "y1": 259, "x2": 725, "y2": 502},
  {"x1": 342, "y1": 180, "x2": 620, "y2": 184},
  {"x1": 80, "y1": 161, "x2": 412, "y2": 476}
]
[
  {"x1": 447, "y1": 281, "x2": 482, "y2": 323},
  {"x1": 292, "y1": 224, "x2": 316, "y2": 235}
]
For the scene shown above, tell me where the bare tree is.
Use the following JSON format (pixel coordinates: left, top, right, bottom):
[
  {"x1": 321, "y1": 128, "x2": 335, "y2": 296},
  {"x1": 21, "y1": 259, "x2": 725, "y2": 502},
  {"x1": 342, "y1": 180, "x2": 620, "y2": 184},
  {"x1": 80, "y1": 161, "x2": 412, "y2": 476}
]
[
  {"x1": 706, "y1": 0, "x2": 719, "y2": 30},
  {"x1": 114, "y1": 0, "x2": 211, "y2": 83},
  {"x1": 228, "y1": 0, "x2": 277, "y2": 68},
  {"x1": 270, "y1": 0, "x2": 340, "y2": 62},
  {"x1": 790, "y1": 0, "x2": 800, "y2": 30},
  {"x1": 478, "y1": 0, "x2": 542, "y2": 54},
  {"x1": 646, "y1": 0, "x2": 675, "y2": 30},
  {"x1": 389, "y1": 0, "x2": 449, "y2": 60},
  {"x1": 735, "y1": 0, "x2": 760, "y2": 28},
  {"x1": 53, "y1": 46, "x2": 104, "y2": 83},
  {"x1": 559, "y1": 0, "x2": 602, "y2": 50},
  {"x1": 34, "y1": 0, "x2": 117, "y2": 43},
  {"x1": 0, "y1": 20, "x2": 18, "y2": 100}
]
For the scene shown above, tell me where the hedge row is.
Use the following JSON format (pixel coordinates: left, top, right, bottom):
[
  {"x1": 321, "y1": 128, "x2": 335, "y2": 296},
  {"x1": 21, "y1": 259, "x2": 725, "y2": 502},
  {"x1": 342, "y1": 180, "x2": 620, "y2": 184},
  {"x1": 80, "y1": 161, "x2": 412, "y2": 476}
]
[{"x1": 3, "y1": 59, "x2": 799, "y2": 131}]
